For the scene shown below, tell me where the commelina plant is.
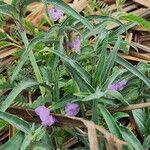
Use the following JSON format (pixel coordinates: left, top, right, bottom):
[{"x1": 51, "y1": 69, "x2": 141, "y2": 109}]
[{"x1": 0, "y1": 0, "x2": 150, "y2": 150}]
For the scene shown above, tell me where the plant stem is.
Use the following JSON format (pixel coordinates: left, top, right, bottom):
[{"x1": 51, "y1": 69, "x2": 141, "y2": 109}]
[
  {"x1": 86, "y1": 101, "x2": 150, "y2": 116},
  {"x1": 19, "y1": 31, "x2": 45, "y2": 96},
  {"x1": 110, "y1": 101, "x2": 150, "y2": 112}
]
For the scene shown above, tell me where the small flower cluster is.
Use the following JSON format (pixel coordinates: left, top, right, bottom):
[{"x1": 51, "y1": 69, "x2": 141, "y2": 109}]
[
  {"x1": 48, "y1": 7, "x2": 63, "y2": 21},
  {"x1": 35, "y1": 103, "x2": 80, "y2": 127},
  {"x1": 64, "y1": 102, "x2": 80, "y2": 116},
  {"x1": 68, "y1": 36, "x2": 80, "y2": 54},
  {"x1": 109, "y1": 80, "x2": 127, "y2": 91},
  {"x1": 35, "y1": 106, "x2": 56, "y2": 127}
]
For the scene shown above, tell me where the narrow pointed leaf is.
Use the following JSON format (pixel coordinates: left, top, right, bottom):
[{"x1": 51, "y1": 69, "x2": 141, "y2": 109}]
[
  {"x1": 0, "y1": 80, "x2": 38, "y2": 112},
  {"x1": 0, "y1": 111, "x2": 31, "y2": 133},
  {"x1": 116, "y1": 56, "x2": 150, "y2": 87},
  {"x1": 0, "y1": 132, "x2": 25, "y2": 150}
]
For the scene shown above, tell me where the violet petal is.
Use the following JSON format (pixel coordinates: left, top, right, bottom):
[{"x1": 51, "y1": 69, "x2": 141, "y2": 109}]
[
  {"x1": 41, "y1": 115, "x2": 56, "y2": 127},
  {"x1": 65, "y1": 102, "x2": 80, "y2": 116},
  {"x1": 68, "y1": 37, "x2": 80, "y2": 53},
  {"x1": 109, "y1": 80, "x2": 127, "y2": 91},
  {"x1": 48, "y1": 7, "x2": 63, "y2": 21},
  {"x1": 35, "y1": 106, "x2": 50, "y2": 117}
]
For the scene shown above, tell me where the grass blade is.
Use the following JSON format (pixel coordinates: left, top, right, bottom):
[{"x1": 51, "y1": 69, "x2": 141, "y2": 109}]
[
  {"x1": 0, "y1": 111, "x2": 31, "y2": 133},
  {"x1": 0, "y1": 80, "x2": 38, "y2": 112},
  {"x1": 120, "y1": 126, "x2": 144, "y2": 150},
  {"x1": 98, "y1": 105, "x2": 122, "y2": 138},
  {"x1": 0, "y1": 131, "x2": 24, "y2": 150},
  {"x1": 116, "y1": 56, "x2": 150, "y2": 87},
  {"x1": 120, "y1": 13, "x2": 150, "y2": 31},
  {"x1": 101, "y1": 37, "x2": 121, "y2": 84}
]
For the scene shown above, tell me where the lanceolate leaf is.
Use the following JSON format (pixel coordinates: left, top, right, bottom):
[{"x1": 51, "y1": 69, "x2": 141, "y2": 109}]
[
  {"x1": 0, "y1": 4, "x2": 18, "y2": 18},
  {"x1": 0, "y1": 132, "x2": 24, "y2": 150},
  {"x1": 110, "y1": 22, "x2": 136, "y2": 37},
  {"x1": 99, "y1": 105, "x2": 144, "y2": 150},
  {"x1": 65, "y1": 63, "x2": 94, "y2": 92},
  {"x1": 107, "y1": 91, "x2": 129, "y2": 106},
  {"x1": 82, "y1": 21, "x2": 108, "y2": 39},
  {"x1": 47, "y1": 49, "x2": 92, "y2": 85},
  {"x1": 116, "y1": 56, "x2": 150, "y2": 87},
  {"x1": 0, "y1": 111, "x2": 31, "y2": 133},
  {"x1": 86, "y1": 15, "x2": 125, "y2": 31},
  {"x1": 143, "y1": 135, "x2": 150, "y2": 150},
  {"x1": 101, "y1": 37, "x2": 121, "y2": 84},
  {"x1": 132, "y1": 109, "x2": 147, "y2": 134},
  {"x1": 120, "y1": 13, "x2": 150, "y2": 31},
  {"x1": 20, "y1": 126, "x2": 43, "y2": 150},
  {"x1": 11, "y1": 0, "x2": 41, "y2": 6},
  {"x1": 11, "y1": 25, "x2": 60, "y2": 82},
  {"x1": 82, "y1": 90, "x2": 105, "y2": 101},
  {"x1": 98, "y1": 105, "x2": 122, "y2": 138},
  {"x1": 120, "y1": 126, "x2": 144, "y2": 150},
  {"x1": 46, "y1": 45, "x2": 94, "y2": 92},
  {"x1": 93, "y1": 35, "x2": 108, "y2": 87},
  {"x1": 0, "y1": 80, "x2": 38, "y2": 112}
]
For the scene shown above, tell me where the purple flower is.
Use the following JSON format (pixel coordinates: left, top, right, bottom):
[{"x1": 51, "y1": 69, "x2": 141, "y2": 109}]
[
  {"x1": 41, "y1": 115, "x2": 56, "y2": 127},
  {"x1": 68, "y1": 37, "x2": 80, "y2": 53},
  {"x1": 64, "y1": 102, "x2": 80, "y2": 116},
  {"x1": 108, "y1": 80, "x2": 127, "y2": 91},
  {"x1": 35, "y1": 106, "x2": 50, "y2": 117},
  {"x1": 35, "y1": 105, "x2": 56, "y2": 127},
  {"x1": 48, "y1": 7, "x2": 63, "y2": 21}
]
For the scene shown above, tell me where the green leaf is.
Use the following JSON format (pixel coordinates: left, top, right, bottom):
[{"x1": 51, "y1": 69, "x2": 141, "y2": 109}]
[
  {"x1": 145, "y1": 117, "x2": 150, "y2": 133},
  {"x1": 11, "y1": 25, "x2": 60, "y2": 82},
  {"x1": 81, "y1": 89, "x2": 105, "y2": 101},
  {"x1": 93, "y1": 35, "x2": 108, "y2": 87},
  {"x1": 132, "y1": 109, "x2": 147, "y2": 134},
  {"x1": 107, "y1": 91, "x2": 129, "y2": 106},
  {"x1": 116, "y1": 56, "x2": 150, "y2": 87},
  {"x1": 113, "y1": 112, "x2": 129, "y2": 121},
  {"x1": 11, "y1": 0, "x2": 40, "y2": 6},
  {"x1": 0, "y1": 131, "x2": 24, "y2": 150},
  {"x1": 0, "y1": 80, "x2": 38, "y2": 112},
  {"x1": 0, "y1": 111, "x2": 31, "y2": 133},
  {"x1": 98, "y1": 105, "x2": 122, "y2": 138},
  {"x1": 0, "y1": 4, "x2": 18, "y2": 18},
  {"x1": 120, "y1": 126, "x2": 144, "y2": 150},
  {"x1": 101, "y1": 37, "x2": 121, "y2": 84},
  {"x1": 45, "y1": 0, "x2": 93, "y2": 30},
  {"x1": 65, "y1": 63, "x2": 94, "y2": 92},
  {"x1": 82, "y1": 21, "x2": 108, "y2": 39},
  {"x1": 53, "y1": 71, "x2": 60, "y2": 102},
  {"x1": 98, "y1": 105, "x2": 144, "y2": 150},
  {"x1": 21, "y1": 126, "x2": 43, "y2": 150},
  {"x1": 16, "y1": 31, "x2": 46, "y2": 96},
  {"x1": 120, "y1": 13, "x2": 150, "y2": 31},
  {"x1": 86, "y1": 15, "x2": 126, "y2": 32},
  {"x1": 110, "y1": 22, "x2": 136, "y2": 38},
  {"x1": 47, "y1": 49, "x2": 94, "y2": 92},
  {"x1": 32, "y1": 145, "x2": 53, "y2": 150},
  {"x1": 10, "y1": 35, "x2": 43, "y2": 82},
  {"x1": 143, "y1": 135, "x2": 150, "y2": 150},
  {"x1": 0, "y1": 32, "x2": 7, "y2": 40},
  {"x1": 0, "y1": 119, "x2": 7, "y2": 129}
]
